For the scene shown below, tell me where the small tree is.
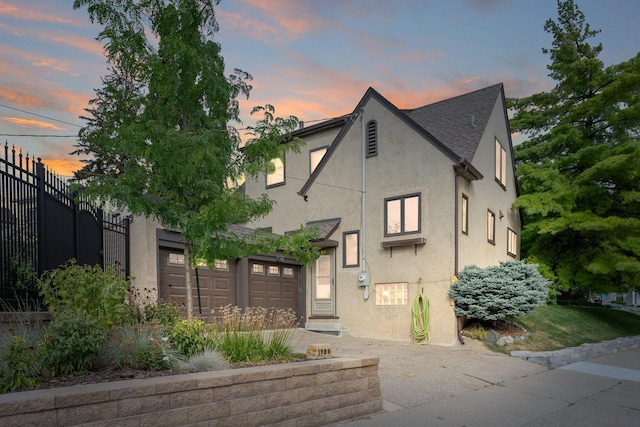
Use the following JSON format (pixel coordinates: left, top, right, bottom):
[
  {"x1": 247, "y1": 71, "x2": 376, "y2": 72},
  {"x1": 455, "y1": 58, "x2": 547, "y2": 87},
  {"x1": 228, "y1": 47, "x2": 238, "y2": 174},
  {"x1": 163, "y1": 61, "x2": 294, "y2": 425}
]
[{"x1": 449, "y1": 261, "x2": 550, "y2": 321}]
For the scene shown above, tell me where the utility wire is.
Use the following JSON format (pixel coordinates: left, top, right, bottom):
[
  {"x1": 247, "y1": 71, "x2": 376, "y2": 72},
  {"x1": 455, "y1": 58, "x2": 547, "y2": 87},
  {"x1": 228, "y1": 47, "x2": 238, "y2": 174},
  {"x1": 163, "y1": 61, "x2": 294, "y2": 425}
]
[
  {"x1": 0, "y1": 134, "x2": 77, "y2": 137},
  {"x1": 0, "y1": 103, "x2": 83, "y2": 128}
]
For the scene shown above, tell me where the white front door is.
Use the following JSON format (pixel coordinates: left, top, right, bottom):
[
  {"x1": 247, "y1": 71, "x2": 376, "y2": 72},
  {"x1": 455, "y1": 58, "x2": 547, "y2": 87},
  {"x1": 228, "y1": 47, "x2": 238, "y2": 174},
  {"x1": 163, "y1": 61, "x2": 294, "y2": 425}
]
[{"x1": 311, "y1": 251, "x2": 335, "y2": 316}]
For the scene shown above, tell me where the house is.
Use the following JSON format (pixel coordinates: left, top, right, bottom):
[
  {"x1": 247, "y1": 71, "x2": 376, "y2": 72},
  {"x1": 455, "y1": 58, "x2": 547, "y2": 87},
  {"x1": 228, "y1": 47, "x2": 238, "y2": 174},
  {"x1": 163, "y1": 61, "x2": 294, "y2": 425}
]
[
  {"x1": 241, "y1": 83, "x2": 520, "y2": 345},
  {"x1": 127, "y1": 83, "x2": 520, "y2": 345}
]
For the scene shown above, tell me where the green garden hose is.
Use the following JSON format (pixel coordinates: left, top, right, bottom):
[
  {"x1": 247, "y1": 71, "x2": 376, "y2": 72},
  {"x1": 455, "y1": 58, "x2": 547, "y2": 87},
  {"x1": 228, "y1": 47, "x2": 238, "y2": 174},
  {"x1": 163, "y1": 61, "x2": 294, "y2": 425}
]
[{"x1": 412, "y1": 292, "x2": 430, "y2": 344}]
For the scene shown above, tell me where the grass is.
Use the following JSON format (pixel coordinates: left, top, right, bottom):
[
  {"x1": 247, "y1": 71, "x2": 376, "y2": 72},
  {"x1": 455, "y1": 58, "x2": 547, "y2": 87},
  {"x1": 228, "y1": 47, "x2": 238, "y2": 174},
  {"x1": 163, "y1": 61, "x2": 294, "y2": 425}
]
[{"x1": 491, "y1": 305, "x2": 640, "y2": 353}]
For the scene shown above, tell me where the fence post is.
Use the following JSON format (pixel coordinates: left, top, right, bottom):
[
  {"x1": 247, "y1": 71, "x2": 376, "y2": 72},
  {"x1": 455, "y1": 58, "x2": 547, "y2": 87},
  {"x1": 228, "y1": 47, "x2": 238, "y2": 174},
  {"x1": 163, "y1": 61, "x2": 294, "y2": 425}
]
[{"x1": 36, "y1": 158, "x2": 45, "y2": 277}]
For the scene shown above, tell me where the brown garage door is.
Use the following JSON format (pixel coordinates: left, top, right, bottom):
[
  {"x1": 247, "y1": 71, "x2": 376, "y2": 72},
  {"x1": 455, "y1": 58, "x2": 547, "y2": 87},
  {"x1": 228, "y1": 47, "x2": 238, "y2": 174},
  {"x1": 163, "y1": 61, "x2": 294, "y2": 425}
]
[
  {"x1": 248, "y1": 261, "x2": 298, "y2": 313},
  {"x1": 158, "y1": 248, "x2": 236, "y2": 321}
]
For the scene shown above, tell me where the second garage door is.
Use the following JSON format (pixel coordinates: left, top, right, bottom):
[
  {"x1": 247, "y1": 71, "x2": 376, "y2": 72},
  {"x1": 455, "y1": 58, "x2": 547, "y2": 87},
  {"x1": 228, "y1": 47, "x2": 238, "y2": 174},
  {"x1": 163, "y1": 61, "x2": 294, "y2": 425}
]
[{"x1": 248, "y1": 260, "x2": 298, "y2": 312}]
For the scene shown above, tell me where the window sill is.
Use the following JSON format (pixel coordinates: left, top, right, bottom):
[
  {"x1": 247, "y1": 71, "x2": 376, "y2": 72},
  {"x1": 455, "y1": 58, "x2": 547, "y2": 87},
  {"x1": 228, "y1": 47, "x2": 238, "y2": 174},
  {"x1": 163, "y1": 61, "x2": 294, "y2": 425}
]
[{"x1": 380, "y1": 237, "x2": 426, "y2": 257}]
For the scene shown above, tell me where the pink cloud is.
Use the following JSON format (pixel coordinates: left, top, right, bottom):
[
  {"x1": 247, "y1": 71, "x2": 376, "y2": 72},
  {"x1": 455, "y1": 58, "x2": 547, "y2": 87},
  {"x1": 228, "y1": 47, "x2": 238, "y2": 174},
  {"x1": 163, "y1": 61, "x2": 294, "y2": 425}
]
[
  {"x1": 0, "y1": 1, "x2": 76, "y2": 25},
  {"x1": 3, "y1": 117, "x2": 65, "y2": 131}
]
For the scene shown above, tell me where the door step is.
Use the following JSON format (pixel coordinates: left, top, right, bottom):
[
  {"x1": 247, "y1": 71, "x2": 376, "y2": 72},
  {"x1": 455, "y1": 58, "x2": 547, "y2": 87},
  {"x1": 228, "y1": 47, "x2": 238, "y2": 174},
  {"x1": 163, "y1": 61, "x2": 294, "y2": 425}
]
[{"x1": 304, "y1": 322, "x2": 350, "y2": 337}]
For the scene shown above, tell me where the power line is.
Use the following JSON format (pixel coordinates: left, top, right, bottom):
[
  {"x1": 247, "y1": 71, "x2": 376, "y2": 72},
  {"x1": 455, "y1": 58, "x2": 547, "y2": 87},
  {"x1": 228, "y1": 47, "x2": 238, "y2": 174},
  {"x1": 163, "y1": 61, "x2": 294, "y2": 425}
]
[
  {"x1": 0, "y1": 103, "x2": 83, "y2": 128},
  {"x1": 0, "y1": 134, "x2": 77, "y2": 137}
]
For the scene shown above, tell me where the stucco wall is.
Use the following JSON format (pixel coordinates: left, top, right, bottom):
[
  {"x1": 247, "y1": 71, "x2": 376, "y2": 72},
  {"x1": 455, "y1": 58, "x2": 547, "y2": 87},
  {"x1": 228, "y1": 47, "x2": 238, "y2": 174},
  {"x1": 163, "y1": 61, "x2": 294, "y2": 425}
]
[{"x1": 128, "y1": 216, "x2": 162, "y2": 302}]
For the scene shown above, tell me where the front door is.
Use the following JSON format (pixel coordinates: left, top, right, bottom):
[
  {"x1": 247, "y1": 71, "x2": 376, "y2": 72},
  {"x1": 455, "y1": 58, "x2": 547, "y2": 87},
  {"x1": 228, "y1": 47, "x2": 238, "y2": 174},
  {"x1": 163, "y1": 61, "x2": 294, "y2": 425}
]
[{"x1": 311, "y1": 250, "x2": 335, "y2": 316}]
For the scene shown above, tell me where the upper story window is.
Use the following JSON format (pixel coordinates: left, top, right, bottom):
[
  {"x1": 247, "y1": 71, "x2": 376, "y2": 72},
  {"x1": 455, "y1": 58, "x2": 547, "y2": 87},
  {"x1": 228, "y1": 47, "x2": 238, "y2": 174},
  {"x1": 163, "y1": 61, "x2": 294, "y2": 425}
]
[
  {"x1": 495, "y1": 138, "x2": 507, "y2": 188},
  {"x1": 367, "y1": 120, "x2": 378, "y2": 157},
  {"x1": 385, "y1": 193, "x2": 421, "y2": 236},
  {"x1": 343, "y1": 231, "x2": 360, "y2": 268},
  {"x1": 507, "y1": 228, "x2": 518, "y2": 258},
  {"x1": 266, "y1": 155, "x2": 285, "y2": 188},
  {"x1": 461, "y1": 194, "x2": 469, "y2": 235},
  {"x1": 487, "y1": 209, "x2": 496, "y2": 244},
  {"x1": 309, "y1": 146, "x2": 327, "y2": 175}
]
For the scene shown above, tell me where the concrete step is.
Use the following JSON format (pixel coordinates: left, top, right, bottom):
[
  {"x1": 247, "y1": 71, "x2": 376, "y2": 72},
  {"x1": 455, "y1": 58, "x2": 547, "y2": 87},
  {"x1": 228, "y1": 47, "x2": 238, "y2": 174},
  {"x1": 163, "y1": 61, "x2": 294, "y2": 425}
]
[{"x1": 304, "y1": 322, "x2": 350, "y2": 337}]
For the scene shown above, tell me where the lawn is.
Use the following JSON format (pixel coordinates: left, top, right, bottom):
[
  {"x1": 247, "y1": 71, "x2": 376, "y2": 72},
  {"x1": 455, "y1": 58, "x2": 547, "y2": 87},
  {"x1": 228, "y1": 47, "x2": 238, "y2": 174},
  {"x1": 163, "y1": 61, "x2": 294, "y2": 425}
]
[{"x1": 492, "y1": 305, "x2": 640, "y2": 353}]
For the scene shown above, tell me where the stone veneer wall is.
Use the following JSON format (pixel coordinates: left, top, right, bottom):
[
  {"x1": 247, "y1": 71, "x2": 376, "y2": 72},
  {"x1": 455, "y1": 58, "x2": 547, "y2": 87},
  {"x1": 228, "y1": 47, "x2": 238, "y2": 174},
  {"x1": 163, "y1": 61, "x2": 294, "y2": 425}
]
[{"x1": 0, "y1": 357, "x2": 383, "y2": 427}]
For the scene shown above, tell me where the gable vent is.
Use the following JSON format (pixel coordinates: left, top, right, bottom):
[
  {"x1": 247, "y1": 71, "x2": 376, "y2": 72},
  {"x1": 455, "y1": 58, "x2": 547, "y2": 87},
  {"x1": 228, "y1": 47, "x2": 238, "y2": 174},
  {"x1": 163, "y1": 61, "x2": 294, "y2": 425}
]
[{"x1": 366, "y1": 120, "x2": 378, "y2": 158}]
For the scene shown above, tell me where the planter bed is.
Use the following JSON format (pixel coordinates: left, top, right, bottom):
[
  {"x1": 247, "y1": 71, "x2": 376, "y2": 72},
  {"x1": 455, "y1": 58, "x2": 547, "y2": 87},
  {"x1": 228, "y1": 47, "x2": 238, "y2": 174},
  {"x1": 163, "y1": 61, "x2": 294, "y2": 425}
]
[{"x1": 0, "y1": 356, "x2": 383, "y2": 427}]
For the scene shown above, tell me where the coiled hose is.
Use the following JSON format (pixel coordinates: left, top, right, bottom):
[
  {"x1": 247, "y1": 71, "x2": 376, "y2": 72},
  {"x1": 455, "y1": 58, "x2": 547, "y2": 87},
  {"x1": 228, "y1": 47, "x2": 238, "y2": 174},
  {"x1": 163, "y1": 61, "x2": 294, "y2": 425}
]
[{"x1": 412, "y1": 292, "x2": 430, "y2": 344}]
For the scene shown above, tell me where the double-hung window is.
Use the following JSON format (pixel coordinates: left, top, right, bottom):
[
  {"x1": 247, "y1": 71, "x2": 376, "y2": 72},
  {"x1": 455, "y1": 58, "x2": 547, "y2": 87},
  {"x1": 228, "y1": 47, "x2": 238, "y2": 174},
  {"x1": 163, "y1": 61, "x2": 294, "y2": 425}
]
[
  {"x1": 495, "y1": 138, "x2": 507, "y2": 188},
  {"x1": 266, "y1": 155, "x2": 285, "y2": 187},
  {"x1": 487, "y1": 209, "x2": 496, "y2": 244},
  {"x1": 343, "y1": 231, "x2": 360, "y2": 268},
  {"x1": 507, "y1": 228, "x2": 518, "y2": 257},
  {"x1": 384, "y1": 193, "x2": 421, "y2": 236}
]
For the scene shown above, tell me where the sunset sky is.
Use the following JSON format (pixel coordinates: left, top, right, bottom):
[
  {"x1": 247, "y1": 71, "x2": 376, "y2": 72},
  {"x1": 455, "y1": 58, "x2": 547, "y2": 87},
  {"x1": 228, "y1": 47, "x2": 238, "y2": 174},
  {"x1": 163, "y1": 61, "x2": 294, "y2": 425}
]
[{"x1": 1, "y1": 0, "x2": 639, "y2": 176}]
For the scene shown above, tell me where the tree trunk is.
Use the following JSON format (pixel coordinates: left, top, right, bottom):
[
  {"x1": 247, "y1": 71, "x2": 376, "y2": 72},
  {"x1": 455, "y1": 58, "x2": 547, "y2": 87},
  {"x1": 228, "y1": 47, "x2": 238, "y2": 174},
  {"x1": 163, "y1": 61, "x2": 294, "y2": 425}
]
[{"x1": 184, "y1": 245, "x2": 193, "y2": 319}]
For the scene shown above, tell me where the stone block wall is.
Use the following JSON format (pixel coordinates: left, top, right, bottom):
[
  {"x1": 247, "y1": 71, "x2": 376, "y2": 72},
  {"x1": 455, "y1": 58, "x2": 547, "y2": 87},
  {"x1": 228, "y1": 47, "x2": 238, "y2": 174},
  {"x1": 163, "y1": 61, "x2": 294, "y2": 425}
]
[{"x1": 0, "y1": 357, "x2": 383, "y2": 427}]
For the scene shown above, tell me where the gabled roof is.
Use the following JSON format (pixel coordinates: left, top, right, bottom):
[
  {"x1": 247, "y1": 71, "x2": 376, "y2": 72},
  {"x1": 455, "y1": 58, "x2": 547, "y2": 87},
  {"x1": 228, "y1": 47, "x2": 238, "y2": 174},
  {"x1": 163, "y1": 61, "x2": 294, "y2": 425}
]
[
  {"x1": 406, "y1": 83, "x2": 504, "y2": 162},
  {"x1": 297, "y1": 84, "x2": 504, "y2": 197}
]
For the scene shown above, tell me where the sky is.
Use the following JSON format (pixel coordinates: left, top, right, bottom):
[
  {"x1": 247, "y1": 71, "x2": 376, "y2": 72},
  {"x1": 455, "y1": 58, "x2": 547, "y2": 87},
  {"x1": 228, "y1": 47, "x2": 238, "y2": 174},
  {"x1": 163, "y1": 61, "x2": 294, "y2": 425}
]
[{"x1": 1, "y1": 0, "x2": 639, "y2": 176}]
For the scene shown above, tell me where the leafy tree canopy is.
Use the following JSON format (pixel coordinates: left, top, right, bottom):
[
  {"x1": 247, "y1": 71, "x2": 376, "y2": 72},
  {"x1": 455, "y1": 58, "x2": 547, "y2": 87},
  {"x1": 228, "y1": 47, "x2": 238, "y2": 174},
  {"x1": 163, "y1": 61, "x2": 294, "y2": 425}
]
[
  {"x1": 508, "y1": 0, "x2": 640, "y2": 294},
  {"x1": 72, "y1": 0, "x2": 320, "y2": 316}
]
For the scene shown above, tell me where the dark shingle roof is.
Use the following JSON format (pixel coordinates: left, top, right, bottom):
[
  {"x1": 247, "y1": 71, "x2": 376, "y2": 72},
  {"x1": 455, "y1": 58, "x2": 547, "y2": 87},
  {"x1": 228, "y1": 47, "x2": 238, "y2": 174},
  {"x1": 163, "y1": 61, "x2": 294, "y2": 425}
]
[{"x1": 406, "y1": 83, "x2": 503, "y2": 161}]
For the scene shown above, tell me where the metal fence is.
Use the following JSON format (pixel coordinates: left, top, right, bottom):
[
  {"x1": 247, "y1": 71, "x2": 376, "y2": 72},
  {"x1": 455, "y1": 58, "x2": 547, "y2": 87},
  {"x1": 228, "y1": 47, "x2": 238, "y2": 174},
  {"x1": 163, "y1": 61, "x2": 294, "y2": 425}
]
[{"x1": 1, "y1": 142, "x2": 130, "y2": 309}]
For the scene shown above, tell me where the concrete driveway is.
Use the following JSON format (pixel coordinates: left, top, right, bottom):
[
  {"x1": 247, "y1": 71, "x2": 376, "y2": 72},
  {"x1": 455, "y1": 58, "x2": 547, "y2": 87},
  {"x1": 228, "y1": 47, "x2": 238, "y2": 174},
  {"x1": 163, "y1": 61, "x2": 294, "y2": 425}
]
[{"x1": 292, "y1": 330, "x2": 640, "y2": 426}]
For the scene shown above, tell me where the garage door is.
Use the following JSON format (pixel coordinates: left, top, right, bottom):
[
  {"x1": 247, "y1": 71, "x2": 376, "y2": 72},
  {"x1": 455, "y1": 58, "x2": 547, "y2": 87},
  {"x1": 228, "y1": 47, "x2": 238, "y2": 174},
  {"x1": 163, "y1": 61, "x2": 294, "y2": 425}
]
[
  {"x1": 248, "y1": 261, "x2": 298, "y2": 313},
  {"x1": 158, "y1": 248, "x2": 236, "y2": 321}
]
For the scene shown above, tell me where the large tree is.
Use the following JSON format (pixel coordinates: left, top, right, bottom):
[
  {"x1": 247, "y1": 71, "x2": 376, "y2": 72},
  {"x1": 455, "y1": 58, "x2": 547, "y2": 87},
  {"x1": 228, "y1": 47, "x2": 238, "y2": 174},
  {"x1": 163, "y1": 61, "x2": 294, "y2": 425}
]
[
  {"x1": 72, "y1": 0, "x2": 318, "y2": 317},
  {"x1": 509, "y1": 0, "x2": 640, "y2": 295}
]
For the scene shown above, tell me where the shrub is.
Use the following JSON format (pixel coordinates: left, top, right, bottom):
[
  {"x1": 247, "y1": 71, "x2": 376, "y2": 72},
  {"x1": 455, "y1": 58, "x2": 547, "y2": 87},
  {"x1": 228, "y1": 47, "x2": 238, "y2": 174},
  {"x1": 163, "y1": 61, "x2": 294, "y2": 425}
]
[
  {"x1": 449, "y1": 260, "x2": 550, "y2": 321},
  {"x1": 38, "y1": 260, "x2": 129, "y2": 328},
  {"x1": 171, "y1": 319, "x2": 214, "y2": 357},
  {"x1": 101, "y1": 325, "x2": 179, "y2": 371},
  {"x1": 0, "y1": 336, "x2": 41, "y2": 392},
  {"x1": 177, "y1": 349, "x2": 228, "y2": 373},
  {"x1": 40, "y1": 311, "x2": 107, "y2": 376},
  {"x1": 214, "y1": 305, "x2": 299, "y2": 363}
]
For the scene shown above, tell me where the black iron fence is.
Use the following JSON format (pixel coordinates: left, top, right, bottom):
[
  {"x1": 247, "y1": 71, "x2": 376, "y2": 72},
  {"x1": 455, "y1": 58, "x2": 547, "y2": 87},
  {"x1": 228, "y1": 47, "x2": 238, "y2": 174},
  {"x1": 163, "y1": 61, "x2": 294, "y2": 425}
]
[{"x1": 1, "y1": 142, "x2": 130, "y2": 309}]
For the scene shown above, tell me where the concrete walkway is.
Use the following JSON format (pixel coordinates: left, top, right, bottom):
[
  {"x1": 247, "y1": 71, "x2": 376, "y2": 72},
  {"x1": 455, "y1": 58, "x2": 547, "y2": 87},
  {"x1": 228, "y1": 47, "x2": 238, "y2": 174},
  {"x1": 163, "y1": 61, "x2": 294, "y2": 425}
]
[{"x1": 292, "y1": 330, "x2": 640, "y2": 426}]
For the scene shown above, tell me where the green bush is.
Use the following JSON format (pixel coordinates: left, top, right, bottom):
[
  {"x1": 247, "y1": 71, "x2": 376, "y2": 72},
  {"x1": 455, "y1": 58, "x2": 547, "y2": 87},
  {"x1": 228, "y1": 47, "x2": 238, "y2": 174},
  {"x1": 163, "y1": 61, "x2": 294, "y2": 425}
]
[
  {"x1": 0, "y1": 336, "x2": 42, "y2": 392},
  {"x1": 143, "y1": 301, "x2": 182, "y2": 327},
  {"x1": 171, "y1": 319, "x2": 214, "y2": 357},
  {"x1": 38, "y1": 260, "x2": 129, "y2": 328},
  {"x1": 101, "y1": 325, "x2": 179, "y2": 371},
  {"x1": 449, "y1": 260, "x2": 550, "y2": 321},
  {"x1": 40, "y1": 311, "x2": 107, "y2": 376}
]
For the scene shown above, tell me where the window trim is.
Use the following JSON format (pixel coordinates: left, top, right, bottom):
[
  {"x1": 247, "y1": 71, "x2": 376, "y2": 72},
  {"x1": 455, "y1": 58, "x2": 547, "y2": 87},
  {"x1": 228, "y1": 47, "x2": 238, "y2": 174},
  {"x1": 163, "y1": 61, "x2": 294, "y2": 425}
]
[
  {"x1": 461, "y1": 194, "x2": 469, "y2": 235},
  {"x1": 487, "y1": 209, "x2": 496, "y2": 244},
  {"x1": 384, "y1": 193, "x2": 421, "y2": 237},
  {"x1": 309, "y1": 146, "x2": 328, "y2": 175},
  {"x1": 342, "y1": 230, "x2": 360, "y2": 268},
  {"x1": 266, "y1": 155, "x2": 285, "y2": 188},
  {"x1": 507, "y1": 228, "x2": 517, "y2": 258},
  {"x1": 495, "y1": 138, "x2": 507, "y2": 189}
]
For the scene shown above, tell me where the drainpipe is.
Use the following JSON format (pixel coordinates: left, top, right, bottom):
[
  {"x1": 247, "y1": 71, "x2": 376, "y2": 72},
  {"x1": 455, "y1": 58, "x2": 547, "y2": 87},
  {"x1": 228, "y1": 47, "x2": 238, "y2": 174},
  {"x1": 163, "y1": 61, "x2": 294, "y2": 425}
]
[
  {"x1": 454, "y1": 163, "x2": 468, "y2": 344},
  {"x1": 360, "y1": 108, "x2": 369, "y2": 300}
]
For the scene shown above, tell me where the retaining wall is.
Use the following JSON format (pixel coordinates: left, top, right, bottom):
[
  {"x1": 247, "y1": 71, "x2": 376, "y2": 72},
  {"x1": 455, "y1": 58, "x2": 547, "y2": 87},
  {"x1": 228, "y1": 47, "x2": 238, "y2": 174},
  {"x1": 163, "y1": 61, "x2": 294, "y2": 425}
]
[
  {"x1": 512, "y1": 335, "x2": 640, "y2": 368},
  {"x1": 0, "y1": 356, "x2": 383, "y2": 427}
]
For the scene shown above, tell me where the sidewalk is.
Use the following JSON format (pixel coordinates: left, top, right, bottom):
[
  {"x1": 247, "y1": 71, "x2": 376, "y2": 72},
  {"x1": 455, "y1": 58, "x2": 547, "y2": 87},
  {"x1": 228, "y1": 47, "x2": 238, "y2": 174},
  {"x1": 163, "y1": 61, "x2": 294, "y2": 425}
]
[{"x1": 292, "y1": 330, "x2": 640, "y2": 426}]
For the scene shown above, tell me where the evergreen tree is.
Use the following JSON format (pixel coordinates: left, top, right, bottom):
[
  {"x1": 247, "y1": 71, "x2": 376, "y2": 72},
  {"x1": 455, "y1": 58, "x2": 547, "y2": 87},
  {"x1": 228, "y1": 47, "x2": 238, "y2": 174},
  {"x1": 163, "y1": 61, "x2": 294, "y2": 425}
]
[
  {"x1": 509, "y1": 0, "x2": 640, "y2": 295},
  {"x1": 72, "y1": 0, "x2": 319, "y2": 317}
]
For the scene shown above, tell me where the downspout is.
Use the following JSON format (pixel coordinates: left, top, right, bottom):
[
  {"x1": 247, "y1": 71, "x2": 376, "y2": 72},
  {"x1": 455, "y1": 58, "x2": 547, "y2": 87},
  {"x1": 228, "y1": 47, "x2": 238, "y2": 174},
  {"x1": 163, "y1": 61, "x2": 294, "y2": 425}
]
[
  {"x1": 454, "y1": 163, "x2": 468, "y2": 344},
  {"x1": 360, "y1": 108, "x2": 369, "y2": 300}
]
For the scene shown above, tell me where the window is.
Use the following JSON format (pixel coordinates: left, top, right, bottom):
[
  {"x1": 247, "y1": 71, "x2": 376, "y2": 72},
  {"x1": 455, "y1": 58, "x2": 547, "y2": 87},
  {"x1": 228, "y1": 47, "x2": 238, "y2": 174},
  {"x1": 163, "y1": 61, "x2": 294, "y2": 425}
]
[
  {"x1": 214, "y1": 259, "x2": 229, "y2": 270},
  {"x1": 366, "y1": 120, "x2": 378, "y2": 157},
  {"x1": 495, "y1": 138, "x2": 507, "y2": 187},
  {"x1": 268, "y1": 265, "x2": 280, "y2": 276},
  {"x1": 283, "y1": 267, "x2": 294, "y2": 278},
  {"x1": 266, "y1": 156, "x2": 285, "y2": 187},
  {"x1": 309, "y1": 146, "x2": 327, "y2": 174},
  {"x1": 385, "y1": 193, "x2": 421, "y2": 236},
  {"x1": 251, "y1": 263, "x2": 265, "y2": 275},
  {"x1": 487, "y1": 210, "x2": 496, "y2": 244},
  {"x1": 461, "y1": 194, "x2": 469, "y2": 235},
  {"x1": 343, "y1": 231, "x2": 360, "y2": 268},
  {"x1": 168, "y1": 253, "x2": 185, "y2": 265},
  {"x1": 507, "y1": 228, "x2": 517, "y2": 257},
  {"x1": 375, "y1": 283, "x2": 408, "y2": 306}
]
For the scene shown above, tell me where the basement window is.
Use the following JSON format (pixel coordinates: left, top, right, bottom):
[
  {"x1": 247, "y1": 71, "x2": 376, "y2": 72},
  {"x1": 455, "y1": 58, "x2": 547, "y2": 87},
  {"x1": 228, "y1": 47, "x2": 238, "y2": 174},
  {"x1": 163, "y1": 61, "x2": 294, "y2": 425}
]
[{"x1": 375, "y1": 282, "x2": 408, "y2": 306}]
